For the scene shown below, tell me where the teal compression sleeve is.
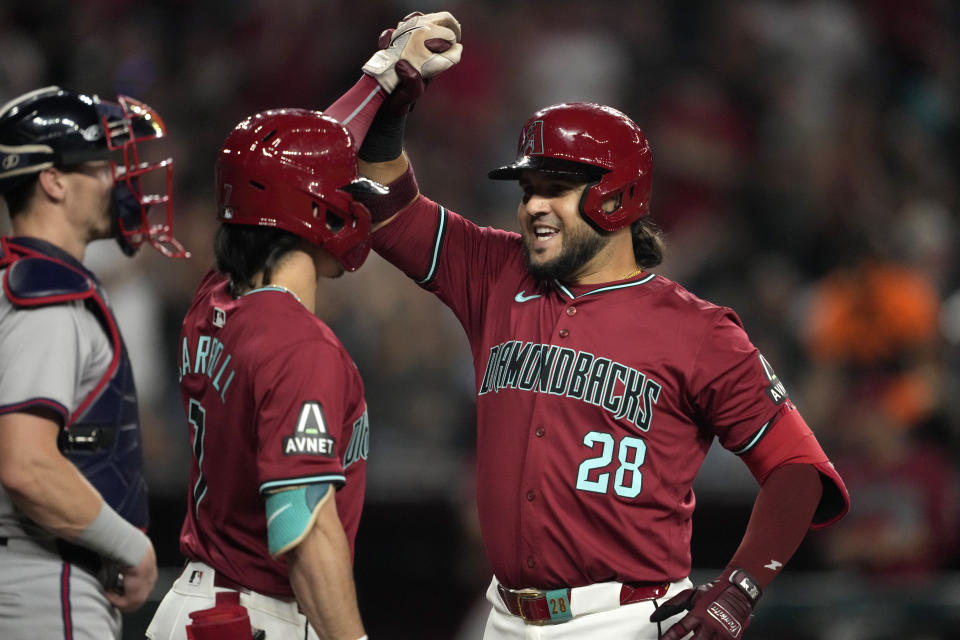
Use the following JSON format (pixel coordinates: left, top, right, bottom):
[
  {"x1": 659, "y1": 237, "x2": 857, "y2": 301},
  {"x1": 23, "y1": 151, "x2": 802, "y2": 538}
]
[{"x1": 264, "y1": 483, "x2": 334, "y2": 558}]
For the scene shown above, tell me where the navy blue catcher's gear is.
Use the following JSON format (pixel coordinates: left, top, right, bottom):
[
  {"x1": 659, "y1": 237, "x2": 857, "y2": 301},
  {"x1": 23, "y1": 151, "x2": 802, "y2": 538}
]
[{"x1": 0, "y1": 237, "x2": 148, "y2": 528}]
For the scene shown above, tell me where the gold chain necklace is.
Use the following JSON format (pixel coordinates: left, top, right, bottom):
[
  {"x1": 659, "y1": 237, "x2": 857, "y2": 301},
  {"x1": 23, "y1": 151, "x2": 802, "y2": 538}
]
[{"x1": 623, "y1": 267, "x2": 643, "y2": 280}]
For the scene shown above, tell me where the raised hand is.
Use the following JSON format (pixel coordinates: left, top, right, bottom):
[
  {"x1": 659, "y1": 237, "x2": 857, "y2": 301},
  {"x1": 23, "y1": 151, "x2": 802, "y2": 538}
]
[{"x1": 362, "y1": 11, "x2": 462, "y2": 93}]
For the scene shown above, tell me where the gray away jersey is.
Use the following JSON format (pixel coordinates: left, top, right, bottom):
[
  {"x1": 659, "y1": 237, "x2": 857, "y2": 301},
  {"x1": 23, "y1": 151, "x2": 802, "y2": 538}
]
[{"x1": 0, "y1": 282, "x2": 112, "y2": 539}]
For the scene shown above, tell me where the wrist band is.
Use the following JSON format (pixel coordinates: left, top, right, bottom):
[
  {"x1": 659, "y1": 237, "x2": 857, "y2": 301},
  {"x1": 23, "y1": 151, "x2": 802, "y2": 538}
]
[
  {"x1": 75, "y1": 501, "x2": 149, "y2": 568},
  {"x1": 727, "y1": 567, "x2": 762, "y2": 602},
  {"x1": 356, "y1": 163, "x2": 419, "y2": 222},
  {"x1": 358, "y1": 110, "x2": 407, "y2": 163}
]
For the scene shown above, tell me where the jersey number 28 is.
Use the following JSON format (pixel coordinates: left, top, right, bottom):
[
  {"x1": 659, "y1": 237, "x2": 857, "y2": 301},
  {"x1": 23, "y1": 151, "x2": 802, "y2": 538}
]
[{"x1": 575, "y1": 432, "x2": 646, "y2": 498}]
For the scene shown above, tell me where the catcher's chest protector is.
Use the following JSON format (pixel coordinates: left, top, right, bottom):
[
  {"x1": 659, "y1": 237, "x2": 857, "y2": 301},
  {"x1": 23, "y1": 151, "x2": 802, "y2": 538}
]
[{"x1": 0, "y1": 237, "x2": 148, "y2": 527}]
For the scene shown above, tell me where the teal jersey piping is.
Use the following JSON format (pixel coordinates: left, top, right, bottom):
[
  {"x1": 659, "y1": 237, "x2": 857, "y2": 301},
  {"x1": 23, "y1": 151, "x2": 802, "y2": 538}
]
[
  {"x1": 555, "y1": 272, "x2": 656, "y2": 300},
  {"x1": 259, "y1": 474, "x2": 345, "y2": 495},
  {"x1": 417, "y1": 206, "x2": 447, "y2": 285},
  {"x1": 733, "y1": 420, "x2": 772, "y2": 455}
]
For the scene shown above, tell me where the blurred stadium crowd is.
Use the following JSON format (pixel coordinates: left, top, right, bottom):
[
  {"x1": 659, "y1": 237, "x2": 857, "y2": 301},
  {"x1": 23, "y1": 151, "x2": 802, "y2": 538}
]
[{"x1": 2, "y1": 1, "x2": 959, "y2": 638}]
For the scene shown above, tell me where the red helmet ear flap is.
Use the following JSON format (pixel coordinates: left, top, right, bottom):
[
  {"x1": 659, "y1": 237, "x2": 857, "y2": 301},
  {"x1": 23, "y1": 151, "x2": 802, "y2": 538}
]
[
  {"x1": 336, "y1": 198, "x2": 373, "y2": 271},
  {"x1": 579, "y1": 165, "x2": 652, "y2": 232},
  {"x1": 309, "y1": 195, "x2": 372, "y2": 272}
]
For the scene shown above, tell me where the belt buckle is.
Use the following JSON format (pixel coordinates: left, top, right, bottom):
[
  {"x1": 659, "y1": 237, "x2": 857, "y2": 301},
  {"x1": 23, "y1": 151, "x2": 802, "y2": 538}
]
[{"x1": 515, "y1": 588, "x2": 547, "y2": 625}]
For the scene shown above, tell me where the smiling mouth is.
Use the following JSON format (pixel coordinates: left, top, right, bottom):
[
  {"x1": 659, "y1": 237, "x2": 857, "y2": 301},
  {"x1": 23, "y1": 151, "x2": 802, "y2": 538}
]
[{"x1": 532, "y1": 225, "x2": 559, "y2": 243}]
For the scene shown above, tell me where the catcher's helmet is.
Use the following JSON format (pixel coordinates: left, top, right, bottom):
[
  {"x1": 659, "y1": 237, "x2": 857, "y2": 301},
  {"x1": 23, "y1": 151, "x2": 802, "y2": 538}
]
[
  {"x1": 488, "y1": 102, "x2": 652, "y2": 232},
  {"x1": 0, "y1": 86, "x2": 186, "y2": 257},
  {"x1": 215, "y1": 109, "x2": 384, "y2": 272}
]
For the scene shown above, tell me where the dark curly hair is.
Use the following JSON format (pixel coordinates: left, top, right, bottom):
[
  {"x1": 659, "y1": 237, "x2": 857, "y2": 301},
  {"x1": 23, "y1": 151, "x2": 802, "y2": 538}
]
[{"x1": 214, "y1": 224, "x2": 304, "y2": 298}]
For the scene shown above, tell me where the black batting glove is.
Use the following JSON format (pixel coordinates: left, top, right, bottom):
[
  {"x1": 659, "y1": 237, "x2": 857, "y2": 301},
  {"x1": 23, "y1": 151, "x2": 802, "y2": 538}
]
[{"x1": 650, "y1": 568, "x2": 761, "y2": 639}]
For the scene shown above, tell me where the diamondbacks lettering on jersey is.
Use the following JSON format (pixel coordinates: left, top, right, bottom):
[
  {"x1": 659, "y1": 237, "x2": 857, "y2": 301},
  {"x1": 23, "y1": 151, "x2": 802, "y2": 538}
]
[
  {"x1": 478, "y1": 340, "x2": 662, "y2": 431},
  {"x1": 179, "y1": 334, "x2": 237, "y2": 402},
  {"x1": 283, "y1": 401, "x2": 336, "y2": 457},
  {"x1": 343, "y1": 410, "x2": 369, "y2": 469}
]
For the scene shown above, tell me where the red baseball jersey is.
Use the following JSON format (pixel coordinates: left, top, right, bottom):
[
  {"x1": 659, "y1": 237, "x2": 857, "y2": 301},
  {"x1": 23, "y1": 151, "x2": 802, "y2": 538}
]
[
  {"x1": 177, "y1": 270, "x2": 369, "y2": 598},
  {"x1": 373, "y1": 197, "x2": 848, "y2": 590}
]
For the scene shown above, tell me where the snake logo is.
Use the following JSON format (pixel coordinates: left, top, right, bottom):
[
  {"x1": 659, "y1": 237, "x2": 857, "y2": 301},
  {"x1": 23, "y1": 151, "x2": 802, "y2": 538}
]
[{"x1": 519, "y1": 120, "x2": 544, "y2": 156}]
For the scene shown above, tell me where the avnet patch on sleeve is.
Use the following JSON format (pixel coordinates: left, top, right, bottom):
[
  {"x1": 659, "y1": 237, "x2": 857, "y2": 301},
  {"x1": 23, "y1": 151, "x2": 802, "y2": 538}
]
[{"x1": 282, "y1": 401, "x2": 336, "y2": 457}]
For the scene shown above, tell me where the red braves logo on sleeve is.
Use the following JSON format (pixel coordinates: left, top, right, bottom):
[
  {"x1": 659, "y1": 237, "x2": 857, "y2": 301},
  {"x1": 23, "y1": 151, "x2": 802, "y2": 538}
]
[{"x1": 282, "y1": 401, "x2": 336, "y2": 457}]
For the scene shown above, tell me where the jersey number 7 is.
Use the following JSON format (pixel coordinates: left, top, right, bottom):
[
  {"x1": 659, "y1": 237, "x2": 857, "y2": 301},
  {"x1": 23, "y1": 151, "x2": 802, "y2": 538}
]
[{"x1": 188, "y1": 399, "x2": 209, "y2": 516}]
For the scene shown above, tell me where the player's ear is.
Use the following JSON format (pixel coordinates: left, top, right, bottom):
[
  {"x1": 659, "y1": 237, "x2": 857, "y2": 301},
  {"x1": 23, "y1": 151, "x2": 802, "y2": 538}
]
[{"x1": 37, "y1": 167, "x2": 67, "y2": 203}]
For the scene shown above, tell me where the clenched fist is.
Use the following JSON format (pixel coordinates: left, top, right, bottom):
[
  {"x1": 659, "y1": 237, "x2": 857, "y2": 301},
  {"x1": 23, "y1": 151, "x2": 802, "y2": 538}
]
[{"x1": 362, "y1": 11, "x2": 462, "y2": 92}]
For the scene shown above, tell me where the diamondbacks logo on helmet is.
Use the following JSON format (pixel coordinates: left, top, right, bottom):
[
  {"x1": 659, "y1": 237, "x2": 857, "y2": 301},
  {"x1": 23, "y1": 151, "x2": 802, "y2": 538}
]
[
  {"x1": 519, "y1": 120, "x2": 544, "y2": 156},
  {"x1": 220, "y1": 183, "x2": 234, "y2": 219}
]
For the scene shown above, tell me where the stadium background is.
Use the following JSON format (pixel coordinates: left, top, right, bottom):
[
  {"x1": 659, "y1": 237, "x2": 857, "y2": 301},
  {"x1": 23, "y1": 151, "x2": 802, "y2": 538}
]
[{"x1": 1, "y1": 1, "x2": 959, "y2": 638}]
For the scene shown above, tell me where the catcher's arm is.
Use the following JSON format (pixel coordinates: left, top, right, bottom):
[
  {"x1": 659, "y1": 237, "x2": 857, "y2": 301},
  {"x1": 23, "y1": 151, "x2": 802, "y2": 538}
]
[{"x1": 0, "y1": 410, "x2": 156, "y2": 611}]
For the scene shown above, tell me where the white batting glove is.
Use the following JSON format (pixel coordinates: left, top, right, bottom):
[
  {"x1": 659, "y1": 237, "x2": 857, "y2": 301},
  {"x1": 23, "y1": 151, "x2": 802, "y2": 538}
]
[{"x1": 362, "y1": 11, "x2": 463, "y2": 92}]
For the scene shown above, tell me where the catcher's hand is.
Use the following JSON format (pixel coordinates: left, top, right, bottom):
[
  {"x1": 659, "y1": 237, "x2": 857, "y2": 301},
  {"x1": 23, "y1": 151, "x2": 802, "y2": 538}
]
[
  {"x1": 650, "y1": 568, "x2": 761, "y2": 639},
  {"x1": 362, "y1": 11, "x2": 462, "y2": 93},
  {"x1": 104, "y1": 540, "x2": 157, "y2": 613}
]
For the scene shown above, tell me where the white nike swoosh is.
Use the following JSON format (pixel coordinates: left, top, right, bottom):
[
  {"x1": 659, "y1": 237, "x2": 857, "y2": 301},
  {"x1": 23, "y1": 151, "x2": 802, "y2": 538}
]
[
  {"x1": 514, "y1": 291, "x2": 542, "y2": 303},
  {"x1": 267, "y1": 503, "x2": 292, "y2": 526}
]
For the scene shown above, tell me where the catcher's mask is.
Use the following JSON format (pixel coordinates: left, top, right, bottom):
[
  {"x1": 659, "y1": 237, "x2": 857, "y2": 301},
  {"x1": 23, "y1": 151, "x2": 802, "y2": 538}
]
[{"x1": 0, "y1": 86, "x2": 187, "y2": 257}]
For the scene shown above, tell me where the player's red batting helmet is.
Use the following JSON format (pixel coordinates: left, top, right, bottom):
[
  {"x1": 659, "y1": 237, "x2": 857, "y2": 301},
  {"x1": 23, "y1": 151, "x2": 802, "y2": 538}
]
[
  {"x1": 215, "y1": 109, "x2": 385, "y2": 272},
  {"x1": 488, "y1": 102, "x2": 652, "y2": 232}
]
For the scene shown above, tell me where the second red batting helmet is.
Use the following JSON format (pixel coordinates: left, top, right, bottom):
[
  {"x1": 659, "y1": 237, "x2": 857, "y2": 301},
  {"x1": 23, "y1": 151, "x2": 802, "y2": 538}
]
[
  {"x1": 215, "y1": 109, "x2": 385, "y2": 272},
  {"x1": 488, "y1": 102, "x2": 652, "y2": 232}
]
